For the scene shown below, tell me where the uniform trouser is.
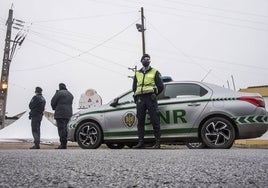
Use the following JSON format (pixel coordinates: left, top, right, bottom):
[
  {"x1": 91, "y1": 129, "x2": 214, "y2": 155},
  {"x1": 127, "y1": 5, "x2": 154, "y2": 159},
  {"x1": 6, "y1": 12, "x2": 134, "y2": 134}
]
[
  {"x1": 56, "y1": 118, "x2": 69, "y2": 146},
  {"x1": 136, "y1": 94, "x2": 161, "y2": 141},
  {"x1": 31, "y1": 115, "x2": 42, "y2": 145}
]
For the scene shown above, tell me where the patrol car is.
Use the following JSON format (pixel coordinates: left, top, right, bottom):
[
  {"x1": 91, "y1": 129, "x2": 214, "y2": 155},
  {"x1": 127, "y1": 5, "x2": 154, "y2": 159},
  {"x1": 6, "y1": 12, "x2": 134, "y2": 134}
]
[{"x1": 67, "y1": 80, "x2": 268, "y2": 149}]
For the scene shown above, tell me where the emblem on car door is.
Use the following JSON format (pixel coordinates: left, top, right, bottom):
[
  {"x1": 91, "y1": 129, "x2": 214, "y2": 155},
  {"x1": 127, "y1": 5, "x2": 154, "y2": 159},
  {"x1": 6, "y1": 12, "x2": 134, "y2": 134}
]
[{"x1": 123, "y1": 111, "x2": 137, "y2": 128}]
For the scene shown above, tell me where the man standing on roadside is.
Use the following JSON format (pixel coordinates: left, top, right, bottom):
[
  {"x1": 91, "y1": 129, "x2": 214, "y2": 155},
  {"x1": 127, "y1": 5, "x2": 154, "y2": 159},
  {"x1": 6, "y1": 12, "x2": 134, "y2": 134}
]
[
  {"x1": 29, "y1": 86, "x2": 46, "y2": 149},
  {"x1": 132, "y1": 54, "x2": 164, "y2": 149},
  {"x1": 51, "y1": 83, "x2": 73, "y2": 149}
]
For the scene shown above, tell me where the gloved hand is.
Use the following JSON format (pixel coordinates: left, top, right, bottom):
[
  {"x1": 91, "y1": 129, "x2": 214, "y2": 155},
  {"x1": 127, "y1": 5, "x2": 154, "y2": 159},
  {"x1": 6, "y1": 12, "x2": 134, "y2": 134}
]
[{"x1": 151, "y1": 93, "x2": 157, "y2": 101}]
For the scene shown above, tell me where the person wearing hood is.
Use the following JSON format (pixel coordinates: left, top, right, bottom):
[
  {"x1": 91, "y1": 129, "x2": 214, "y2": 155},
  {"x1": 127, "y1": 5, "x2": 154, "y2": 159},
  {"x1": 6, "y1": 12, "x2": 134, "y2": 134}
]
[
  {"x1": 51, "y1": 83, "x2": 74, "y2": 149},
  {"x1": 132, "y1": 54, "x2": 164, "y2": 149},
  {"x1": 29, "y1": 86, "x2": 46, "y2": 149}
]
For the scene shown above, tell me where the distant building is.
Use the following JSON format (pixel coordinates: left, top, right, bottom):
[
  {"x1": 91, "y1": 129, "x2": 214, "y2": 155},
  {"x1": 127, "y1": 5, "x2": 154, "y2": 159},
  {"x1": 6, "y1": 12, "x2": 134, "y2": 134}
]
[
  {"x1": 79, "y1": 89, "x2": 102, "y2": 109},
  {"x1": 239, "y1": 85, "x2": 268, "y2": 109}
]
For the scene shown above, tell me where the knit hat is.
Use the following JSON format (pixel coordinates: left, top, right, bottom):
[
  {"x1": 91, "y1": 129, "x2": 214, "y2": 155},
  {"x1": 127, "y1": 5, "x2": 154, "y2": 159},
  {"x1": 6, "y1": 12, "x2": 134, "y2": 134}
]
[
  {"x1": 140, "y1": 54, "x2": 150, "y2": 62},
  {"x1": 59, "y1": 83, "x2": 66, "y2": 90},
  {"x1": 35, "y1": 86, "x2": 42, "y2": 94}
]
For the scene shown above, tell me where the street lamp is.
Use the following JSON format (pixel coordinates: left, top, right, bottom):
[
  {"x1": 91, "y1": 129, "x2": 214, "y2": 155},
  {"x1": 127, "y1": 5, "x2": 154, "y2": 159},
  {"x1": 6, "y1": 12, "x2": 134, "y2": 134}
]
[{"x1": 1, "y1": 83, "x2": 8, "y2": 90}]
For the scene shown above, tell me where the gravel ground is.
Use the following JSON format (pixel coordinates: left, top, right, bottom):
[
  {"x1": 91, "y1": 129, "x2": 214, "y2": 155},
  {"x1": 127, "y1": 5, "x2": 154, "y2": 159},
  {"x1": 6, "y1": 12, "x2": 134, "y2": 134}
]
[
  {"x1": 0, "y1": 149, "x2": 267, "y2": 187},
  {"x1": 0, "y1": 141, "x2": 80, "y2": 150}
]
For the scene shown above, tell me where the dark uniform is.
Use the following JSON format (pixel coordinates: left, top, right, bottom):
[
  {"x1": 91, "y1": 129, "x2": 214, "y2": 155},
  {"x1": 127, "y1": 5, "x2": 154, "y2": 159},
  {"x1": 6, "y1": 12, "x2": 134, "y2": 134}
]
[
  {"x1": 132, "y1": 54, "x2": 164, "y2": 149},
  {"x1": 29, "y1": 87, "x2": 46, "y2": 149},
  {"x1": 51, "y1": 83, "x2": 73, "y2": 149}
]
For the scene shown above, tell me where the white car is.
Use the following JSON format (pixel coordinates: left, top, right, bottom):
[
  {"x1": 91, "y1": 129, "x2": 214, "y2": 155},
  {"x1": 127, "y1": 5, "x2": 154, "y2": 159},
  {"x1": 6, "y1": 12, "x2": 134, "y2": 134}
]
[{"x1": 68, "y1": 80, "x2": 268, "y2": 149}]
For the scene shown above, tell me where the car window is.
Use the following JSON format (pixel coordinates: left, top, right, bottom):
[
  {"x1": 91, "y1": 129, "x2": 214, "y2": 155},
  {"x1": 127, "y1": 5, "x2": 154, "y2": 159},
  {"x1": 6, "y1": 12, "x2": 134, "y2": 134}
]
[
  {"x1": 118, "y1": 91, "x2": 135, "y2": 105},
  {"x1": 164, "y1": 83, "x2": 208, "y2": 99}
]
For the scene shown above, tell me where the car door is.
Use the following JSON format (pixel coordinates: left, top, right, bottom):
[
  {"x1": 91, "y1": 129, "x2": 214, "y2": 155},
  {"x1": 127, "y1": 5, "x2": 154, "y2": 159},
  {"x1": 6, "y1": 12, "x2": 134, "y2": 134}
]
[
  {"x1": 103, "y1": 91, "x2": 138, "y2": 140},
  {"x1": 157, "y1": 82, "x2": 212, "y2": 138}
]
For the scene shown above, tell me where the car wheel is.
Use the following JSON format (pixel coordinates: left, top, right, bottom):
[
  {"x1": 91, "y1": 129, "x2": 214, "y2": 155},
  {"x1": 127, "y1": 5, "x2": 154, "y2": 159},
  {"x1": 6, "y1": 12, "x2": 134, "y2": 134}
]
[
  {"x1": 106, "y1": 143, "x2": 125, "y2": 149},
  {"x1": 76, "y1": 122, "x2": 102, "y2": 149},
  {"x1": 201, "y1": 117, "x2": 235, "y2": 149},
  {"x1": 185, "y1": 142, "x2": 207, "y2": 149}
]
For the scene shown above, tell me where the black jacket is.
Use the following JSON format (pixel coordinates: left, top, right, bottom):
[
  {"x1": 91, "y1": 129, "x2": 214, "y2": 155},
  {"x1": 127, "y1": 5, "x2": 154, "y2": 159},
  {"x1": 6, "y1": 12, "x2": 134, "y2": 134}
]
[
  {"x1": 51, "y1": 89, "x2": 74, "y2": 119},
  {"x1": 132, "y1": 66, "x2": 164, "y2": 95},
  {"x1": 29, "y1": 94, "x2": 46, "y2": 117}
]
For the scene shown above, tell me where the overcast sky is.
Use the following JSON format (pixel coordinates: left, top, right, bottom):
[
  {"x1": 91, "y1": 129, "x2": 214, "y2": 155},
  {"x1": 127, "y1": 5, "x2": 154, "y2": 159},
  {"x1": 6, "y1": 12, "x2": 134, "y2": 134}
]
[{"x1": 0, "y1": 0, "x2": 267, "y2": 116}]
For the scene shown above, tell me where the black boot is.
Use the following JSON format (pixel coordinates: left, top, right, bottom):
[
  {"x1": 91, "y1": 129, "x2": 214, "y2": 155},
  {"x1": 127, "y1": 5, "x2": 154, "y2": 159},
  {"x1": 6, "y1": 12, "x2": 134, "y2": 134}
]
[
  {"x1": 152, "y1": 139, "x2": 160, "y2": 149},
  {"x1": 30, "y1": 144, "x2": 40, "y2": 149},
  {"x1": 56, "y1": 144, "x2": 67, "y2": 149},
  {"x1": 133, "y1": 140, "x2": 144, "y2": 149}
]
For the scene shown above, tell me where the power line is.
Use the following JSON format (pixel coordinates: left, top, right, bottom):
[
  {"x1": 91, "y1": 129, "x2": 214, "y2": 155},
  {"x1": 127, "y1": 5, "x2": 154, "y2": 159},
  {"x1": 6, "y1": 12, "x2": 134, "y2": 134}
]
[
  {"x1": 147, "y1": 21, "x2": 226, "y2": 83},
  {"x1": 29, "y1": 11, "x2": 136, "y2": 23},
  {"x1": 12, "y1": 18, "x2": 139, "y2": 75},
  {"x1": 165, "y1": 0, "x2": 268, "y2": 18},
  {"x1": 28, "y1": 26, "x2": 139, "y2": 52},
  {"x1": 124, "y1": 0, "x2": 268, "y2": 26},
  {"x1": 12, "y1": 38, "x2": 129, "y2": 77},
  {"x1": 18, "y1": 37, "x2": 128, "y2": 70},
  {"x1": 147, "y1": 21, "x2": 268, "y2": 76},
  {"x1": 190, "y1": 55, "x2": 268, "y2": 71},
  {"x1": 147, "y1": 9, "x2": 268, "y2": 32}
]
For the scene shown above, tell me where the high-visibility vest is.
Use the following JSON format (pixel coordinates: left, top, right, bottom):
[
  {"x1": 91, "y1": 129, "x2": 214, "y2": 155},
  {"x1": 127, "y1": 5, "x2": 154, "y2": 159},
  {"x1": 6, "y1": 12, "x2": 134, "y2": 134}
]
[{"x1": 135, "y1": 68, "x2": 157, "y2": 96}]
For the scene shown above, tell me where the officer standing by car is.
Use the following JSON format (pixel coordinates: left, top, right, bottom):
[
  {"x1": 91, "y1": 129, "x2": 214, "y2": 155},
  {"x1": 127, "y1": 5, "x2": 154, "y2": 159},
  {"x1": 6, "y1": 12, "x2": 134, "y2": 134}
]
[
  {"x1": 132, "y1": 54, "x2": 164, "y2": 149},
  {"x1": 29, "y1": 86, "x2": 46, "y2": 149},
  {"x1": 51, "y1": 83, "x2": 74, "y2": 149}
]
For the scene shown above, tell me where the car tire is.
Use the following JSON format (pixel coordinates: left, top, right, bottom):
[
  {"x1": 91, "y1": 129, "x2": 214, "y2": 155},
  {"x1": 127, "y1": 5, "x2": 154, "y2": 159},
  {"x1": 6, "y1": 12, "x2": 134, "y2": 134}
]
[
  {"x1": 185, "y1": 142, "x2": 207, "y2": 149},
  {"x1": 201, "y1": 117, "x2": 235, "y2": 149},
  {"x1": 106, "y1": 143, "x2": 125, "y2": 149},
  {"x1": 76, "y1": 122, "x2": 102, "y2": 149}
]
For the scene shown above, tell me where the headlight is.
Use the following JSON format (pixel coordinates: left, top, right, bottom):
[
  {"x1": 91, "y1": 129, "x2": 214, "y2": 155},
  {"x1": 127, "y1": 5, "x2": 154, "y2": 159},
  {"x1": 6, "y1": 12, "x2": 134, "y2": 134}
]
[{"x1": 70, "y1": 113, "x2": 80, "y2": 121}]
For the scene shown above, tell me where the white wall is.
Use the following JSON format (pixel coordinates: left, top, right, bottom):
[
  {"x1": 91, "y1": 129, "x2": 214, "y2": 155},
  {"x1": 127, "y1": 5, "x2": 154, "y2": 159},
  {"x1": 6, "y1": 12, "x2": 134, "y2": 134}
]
[{"x1": 264, "y1": 97, "x2": 268, "y2": 110}]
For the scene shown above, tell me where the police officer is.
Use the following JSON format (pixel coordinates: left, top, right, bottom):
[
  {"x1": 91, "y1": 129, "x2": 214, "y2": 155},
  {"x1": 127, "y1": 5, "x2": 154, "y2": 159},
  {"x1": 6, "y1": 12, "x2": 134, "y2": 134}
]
[
  {"x1": 132, "y1": 54, "x2": 164, "y2": 149},
  {"x1": 51, "y1": 83, "x2": 74, "y2": 149},
  {"x1": 29, "y1": 86, "x2": 46, "y2": 149}
]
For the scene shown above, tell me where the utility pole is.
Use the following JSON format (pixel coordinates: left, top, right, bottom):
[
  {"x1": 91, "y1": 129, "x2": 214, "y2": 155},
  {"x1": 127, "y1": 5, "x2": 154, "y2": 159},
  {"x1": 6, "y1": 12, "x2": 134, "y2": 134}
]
[
  {"x1": 136, "y1": 7, "x2": 146, "y2": 56},
  {"x1": 0, "y1": 9, "x2": 26, "y2": 129},
  {"x1": 129, "y1": 7, "x2": 146, "y2": 79},
  {"x1": 0, "y1": 9, "x2": 13, "y2": 129},
  {"x1": 141, "y1": 7, "x2": 146, "y2": 55}
]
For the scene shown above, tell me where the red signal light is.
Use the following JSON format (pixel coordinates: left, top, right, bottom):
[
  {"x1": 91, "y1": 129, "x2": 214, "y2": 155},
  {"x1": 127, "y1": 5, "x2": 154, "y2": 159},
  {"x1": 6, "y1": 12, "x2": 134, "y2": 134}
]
[{"x1": 239, "y1": 96, "x2": 265, "y2": 108}]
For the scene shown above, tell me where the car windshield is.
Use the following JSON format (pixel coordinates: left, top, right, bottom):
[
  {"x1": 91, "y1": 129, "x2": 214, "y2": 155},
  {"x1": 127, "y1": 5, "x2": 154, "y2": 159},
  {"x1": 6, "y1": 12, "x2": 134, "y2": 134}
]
[{"x1": 117, "y1": 91, "x2": 135, "y2": 105}]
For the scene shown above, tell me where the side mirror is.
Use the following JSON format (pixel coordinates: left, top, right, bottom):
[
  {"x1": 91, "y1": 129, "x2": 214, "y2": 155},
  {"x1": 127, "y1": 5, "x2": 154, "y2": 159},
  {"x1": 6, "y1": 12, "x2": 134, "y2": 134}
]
[{"x1": 110, "y1": 98, "x2": 119, "y2": 107}]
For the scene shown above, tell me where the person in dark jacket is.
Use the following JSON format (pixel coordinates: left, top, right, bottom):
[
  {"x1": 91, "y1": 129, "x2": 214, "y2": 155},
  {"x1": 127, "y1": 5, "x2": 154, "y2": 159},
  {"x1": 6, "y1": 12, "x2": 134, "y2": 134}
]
[
  {"x1": 29, "y1": 86, "x2": 46, "y2": 149},
  {"x1": 51, "y1": 83, "x2": 74, "y2": 149},
  {"x1": 132, "y1": 54, "x2": 164, "y2": 149}
]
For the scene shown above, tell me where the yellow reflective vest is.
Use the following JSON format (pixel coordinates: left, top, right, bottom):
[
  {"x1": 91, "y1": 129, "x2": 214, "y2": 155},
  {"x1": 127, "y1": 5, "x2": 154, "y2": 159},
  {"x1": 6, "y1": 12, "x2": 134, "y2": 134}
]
[{"x1": 135, "y1": 68, "x2": 157, "y2": 96}]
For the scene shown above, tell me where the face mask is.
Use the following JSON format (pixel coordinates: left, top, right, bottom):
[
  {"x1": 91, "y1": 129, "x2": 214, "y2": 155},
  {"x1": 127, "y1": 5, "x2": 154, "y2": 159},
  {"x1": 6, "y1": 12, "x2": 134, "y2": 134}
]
[{"x1": 142, "y1": 60, "x2": 150, "y2": 67}]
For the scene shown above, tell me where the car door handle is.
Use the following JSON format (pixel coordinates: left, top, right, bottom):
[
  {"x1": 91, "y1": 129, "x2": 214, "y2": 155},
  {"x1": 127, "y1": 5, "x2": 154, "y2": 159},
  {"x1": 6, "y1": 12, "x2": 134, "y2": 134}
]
[{"x1": 188, "y1": 103, "x2": 201, "y2": 106}]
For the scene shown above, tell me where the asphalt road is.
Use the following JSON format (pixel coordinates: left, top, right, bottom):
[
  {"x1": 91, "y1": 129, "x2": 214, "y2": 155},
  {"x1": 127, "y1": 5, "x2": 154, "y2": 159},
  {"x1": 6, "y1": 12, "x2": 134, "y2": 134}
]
[{"x1": 0, "y1": 149, "x2": 267, "y2": 188}]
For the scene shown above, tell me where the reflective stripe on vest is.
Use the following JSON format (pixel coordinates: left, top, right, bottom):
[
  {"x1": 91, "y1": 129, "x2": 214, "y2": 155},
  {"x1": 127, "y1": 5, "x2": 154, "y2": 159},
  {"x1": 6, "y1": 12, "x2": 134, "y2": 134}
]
[{"x1": 135, "y1": 68, "x2": 157, "y2": 96}]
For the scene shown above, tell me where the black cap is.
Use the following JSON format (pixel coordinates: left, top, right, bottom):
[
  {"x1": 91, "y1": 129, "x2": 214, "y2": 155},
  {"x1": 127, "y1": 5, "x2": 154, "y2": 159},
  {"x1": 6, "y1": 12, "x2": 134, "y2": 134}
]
[
  {"x1": 59, "y1": 83, "x2": 66, "y2": 90},
  {"x1": 140, "y1": 54, "x2": 150, "y2": 62},
  {"x1": 35, "y1": 87, "x2": 42, "y2": 93}
]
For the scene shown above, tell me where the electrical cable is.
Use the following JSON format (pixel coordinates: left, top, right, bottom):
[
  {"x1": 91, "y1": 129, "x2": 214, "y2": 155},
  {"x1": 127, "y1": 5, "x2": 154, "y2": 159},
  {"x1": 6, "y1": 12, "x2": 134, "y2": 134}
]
[
  {"x1": 165, "y1": 0, "x2": 268, "y2": 18},
  {"x1": 147, "y1": 21, "x2": 226, "y2": 82},
  {"x1": 12, "y1": 18, "x2": 139, "y2": 76},
  {"x1": 30, "y1": 11, "x2": 137, "y2": 23}
]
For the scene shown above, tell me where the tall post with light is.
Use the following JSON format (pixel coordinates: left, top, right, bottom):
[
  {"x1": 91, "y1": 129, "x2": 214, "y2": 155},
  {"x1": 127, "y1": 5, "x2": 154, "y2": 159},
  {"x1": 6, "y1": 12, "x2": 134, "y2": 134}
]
[
  {"x1": 136, "y1": 7, "x2": 146, "y2": 56},
  {"x1": 0, "y1": 8, "x2": 13, "y2": 128},
  {"x1": 129, "y1": 7, "x2": 146, "y2": 78}
]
